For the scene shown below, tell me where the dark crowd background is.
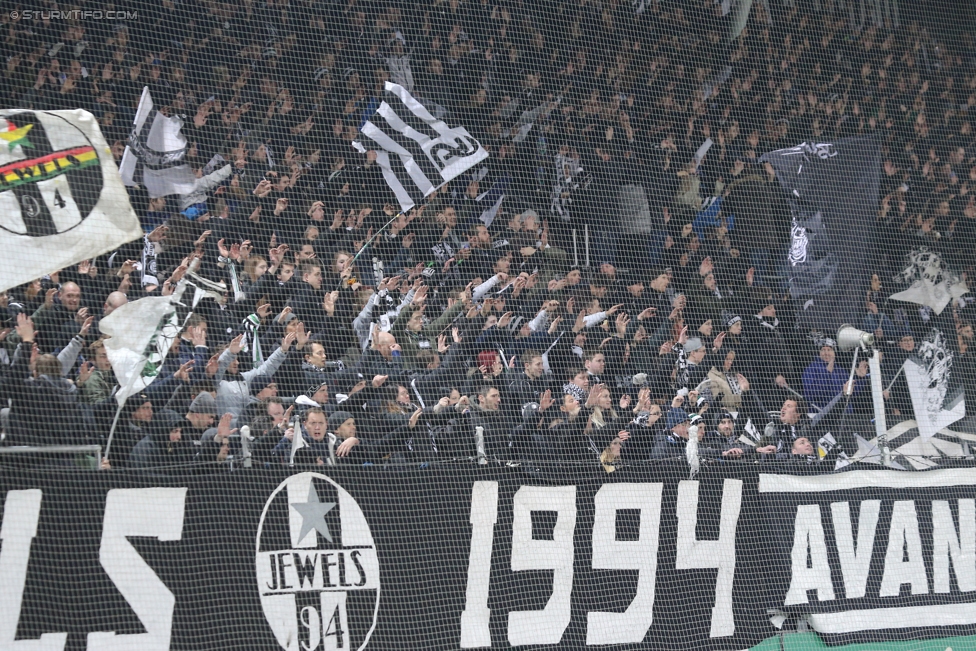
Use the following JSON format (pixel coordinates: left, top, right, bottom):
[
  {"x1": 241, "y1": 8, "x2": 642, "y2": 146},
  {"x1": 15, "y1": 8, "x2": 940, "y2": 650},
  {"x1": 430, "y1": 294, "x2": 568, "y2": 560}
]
[{"x1": 1, "y1": 0, "x2": 975, "y2": 472}]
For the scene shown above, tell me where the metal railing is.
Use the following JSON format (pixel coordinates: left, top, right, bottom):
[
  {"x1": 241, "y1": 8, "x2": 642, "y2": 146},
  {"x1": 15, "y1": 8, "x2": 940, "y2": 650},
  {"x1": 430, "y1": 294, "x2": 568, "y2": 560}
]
[{"x1": 0, "y1": 444, "x2": 103, "y2": 465}]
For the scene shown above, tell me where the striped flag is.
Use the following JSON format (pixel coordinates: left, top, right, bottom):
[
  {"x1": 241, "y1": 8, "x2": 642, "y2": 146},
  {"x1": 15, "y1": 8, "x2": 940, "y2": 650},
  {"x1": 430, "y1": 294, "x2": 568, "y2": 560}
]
[
  {"x1": 355, "y1": 81, "x2": 488, "y2": 212},
  {"x1": 119, "y1": 87, "x2": 196, "y2": 198}
]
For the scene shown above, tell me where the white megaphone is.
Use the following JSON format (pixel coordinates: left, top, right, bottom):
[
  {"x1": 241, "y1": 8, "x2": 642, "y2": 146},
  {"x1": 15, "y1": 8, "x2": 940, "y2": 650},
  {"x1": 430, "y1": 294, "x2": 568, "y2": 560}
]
[{"x1": 836, "y1": 324, "x2": 875, "y2": 352}]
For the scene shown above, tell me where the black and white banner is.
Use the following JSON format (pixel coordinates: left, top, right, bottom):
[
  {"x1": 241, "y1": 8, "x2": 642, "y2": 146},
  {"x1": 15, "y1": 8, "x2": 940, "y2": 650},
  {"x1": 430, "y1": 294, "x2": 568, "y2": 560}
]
[
  {"x1": 759, "y1": 468, "x2": 976, "y2": 646},
  {"x1": 2, "y1": 462, "x2": 975, "y2": 650},
  {"x1": 355, "y1": 81, "x2": 488, "y2": 212},
  {"x1": 118, "y1": 87, "x2": 196, "y2": 198},
  {"x1": 760, "y1": 136, "x2": 881, "y2": 333}
]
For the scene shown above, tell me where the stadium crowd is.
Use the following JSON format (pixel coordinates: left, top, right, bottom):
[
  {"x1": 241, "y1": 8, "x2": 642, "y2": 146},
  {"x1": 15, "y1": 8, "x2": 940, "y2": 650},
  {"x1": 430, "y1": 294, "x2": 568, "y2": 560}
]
[{"x1": 0, "y1": 0, "x2": 974, "y2": 471}]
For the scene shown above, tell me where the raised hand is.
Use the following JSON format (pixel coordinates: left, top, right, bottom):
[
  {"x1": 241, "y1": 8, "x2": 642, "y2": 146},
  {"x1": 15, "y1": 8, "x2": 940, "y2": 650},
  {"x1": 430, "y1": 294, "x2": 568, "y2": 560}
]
[
  {"x1": 281, "y1": 331, "x2": 298, "y2": 352},
  {"x1": 638, "y1": 307, "x2": 657, "y2": 321},
  {"x1": 77, "y1": 361, "x2": 94, "y2": 385},
  {"x1": 712, "y1": 331, "x2": 726, "y2": 350},
  {"x1": 408, "y1": 408, "x2": 424, "y2": 429},
  {"x1": 586, "y1": 384, "x2": 606, "y2": 408},
  {"x1": 539, "y1": 389, "x2": 554, "y2": 411},
  {"x1": 74, "y1": 306, "x2": 89, "y2": 325},
  {"x1": 573, "y1": 309, "x2": 586, "y2": 334},
  {"x1": 194, "y1": 229, "x2": 212, "y2": 248},
  {"x1": 79, "y1": 315, "x2": 94, "y2": 336},
  {"x1": 615, "y1": 312, "x2": 630, "y2": 336},
  {"x1": 229, "y1": 333, "x2": 245, "y2": 355},
  {"x1": 296, "y1": 322, "x2": 309, "y2": 348},
  {"x1": 699, "y1": 256, "x2": 714, "y2": 276},
  {"x1": 437, "y1": 334, "x2": 448, "y2": 354},
  {"x1": 336, "y1": 436, "x2": 360, "y2": 457},
  {"x1": 187, "y1": 324, "x2": 205, "y2": 347},
  {"x1": 216, "y1": 413, "x2": 238, "y2": 444},
  {"x1": 323, "y1": 291, "x2": 339, "y2": 315},
  {"x1": 736, "y1": 373, "x2": 750, "y2": 392},
  {"x1": 372, "y1": 374, "x2": 388, "y2": 388},
  {"x1": 174, "y1": 359, "x2": 195, "y2": 383},
  {"x1": 15, "y1": 313, "x2": 35, "y2": 342},
  {"x1": 678, "y1": 325, "x2": 689, "y2": 345},
  {"x1": 147, "y1": 225, "x2": 168, "y2": 243}
]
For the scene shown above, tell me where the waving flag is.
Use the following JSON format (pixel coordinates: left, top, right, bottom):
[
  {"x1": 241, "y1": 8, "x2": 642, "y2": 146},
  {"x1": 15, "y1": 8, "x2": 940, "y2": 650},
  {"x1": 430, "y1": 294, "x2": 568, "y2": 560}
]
[
  {"x1": 0, "y1": 109, "x2": 142, "y2": 292},
  {"x1": 355, "y1": 81, "x2": 488, "y2": 212},
  {"x1": 119, "y1": 86, "x2": 196, "y2": 198}
]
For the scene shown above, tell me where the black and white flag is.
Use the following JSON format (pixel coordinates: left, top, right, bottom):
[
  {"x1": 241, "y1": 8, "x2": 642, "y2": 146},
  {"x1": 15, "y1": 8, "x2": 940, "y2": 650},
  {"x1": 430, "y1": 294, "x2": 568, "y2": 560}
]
[
  {"x1": 760, "y1": 136, "x2": 881, "y2": 333},
  {"x1": 119, "y1": 87, "x2": 196, "y2": 198},
  {"x1": 355, "y1": 81, "x2": 488, "y2": 212},
  {"x1": 890, "y1": 246, "x2": 968, "y2": 315},
  {"x1": 903, "y1": 326, "x2": 966, "y2": 439}
]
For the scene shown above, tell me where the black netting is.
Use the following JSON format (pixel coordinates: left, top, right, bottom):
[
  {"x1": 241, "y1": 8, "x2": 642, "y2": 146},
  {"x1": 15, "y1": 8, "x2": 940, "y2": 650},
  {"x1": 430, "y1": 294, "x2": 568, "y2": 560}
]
[{"x1": 1, "y1": 0, "x2": 975, "y2": 649}]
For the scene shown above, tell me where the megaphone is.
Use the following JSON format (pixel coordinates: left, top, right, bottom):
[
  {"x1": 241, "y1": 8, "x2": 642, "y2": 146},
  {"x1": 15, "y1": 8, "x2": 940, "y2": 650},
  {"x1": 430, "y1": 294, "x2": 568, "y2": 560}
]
[{"x1": 837, "y1": 324, "x2": 875, "y2": 351}]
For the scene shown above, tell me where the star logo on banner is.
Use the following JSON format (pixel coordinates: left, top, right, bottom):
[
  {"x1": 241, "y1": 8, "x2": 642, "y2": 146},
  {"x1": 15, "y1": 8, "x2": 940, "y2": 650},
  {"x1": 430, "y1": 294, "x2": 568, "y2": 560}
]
[{"x1": 290, "y1": 484, "x2": 337, "y2": 543}]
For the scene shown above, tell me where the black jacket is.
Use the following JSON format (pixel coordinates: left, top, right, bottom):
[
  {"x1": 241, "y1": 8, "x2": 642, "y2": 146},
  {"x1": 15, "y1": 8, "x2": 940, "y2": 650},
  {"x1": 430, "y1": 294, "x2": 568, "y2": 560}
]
[{"x1": 1, "y1": 343, "x2": 81, "y2": 447}]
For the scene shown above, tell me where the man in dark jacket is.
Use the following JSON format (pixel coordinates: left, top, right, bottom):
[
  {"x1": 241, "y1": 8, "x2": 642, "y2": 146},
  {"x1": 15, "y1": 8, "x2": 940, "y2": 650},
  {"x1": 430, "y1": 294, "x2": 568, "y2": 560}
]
[
  {"x1": 1, "y1": 315, "x2": 81, "y2": 447},
  {"x1": 31, "y1": 281, "x2": 86, "y2": 353},
  {"x1": 502, "y1": 349, "x2": 552, "y2": 424},
  {"x1": 470, "y1": 385, "x2": 510, "y2": 461},
  {"x1": 651, "y1": 408, "x2": 722, "y2": 460},
  {"x1": 129, "y1": 410, "x2": 195, "y2": 469},
  {"x1": 355, "y1": 332, "x2": 408, "y2": 384}
]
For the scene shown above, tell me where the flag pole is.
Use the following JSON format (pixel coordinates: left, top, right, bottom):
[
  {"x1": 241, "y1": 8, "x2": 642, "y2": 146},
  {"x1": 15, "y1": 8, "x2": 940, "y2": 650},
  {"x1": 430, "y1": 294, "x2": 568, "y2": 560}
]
[
  {"x1": 289, "y1": 411, "x2": 303, "y2": 466},
  {"x1": 102, "y1": 354, "x2": 147, "y2": 467},
  {"x1": 102, "y1": 259, "x2": 197, "y2": 468},
  {"x1": 339, "y1": 210, "x2": 404, "y2": 291}
]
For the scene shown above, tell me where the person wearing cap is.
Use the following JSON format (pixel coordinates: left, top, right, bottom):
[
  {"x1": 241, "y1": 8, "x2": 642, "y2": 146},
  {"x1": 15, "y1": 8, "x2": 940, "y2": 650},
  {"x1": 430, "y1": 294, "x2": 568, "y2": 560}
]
[
  {"x1": 703, "y1": 411, "x2": 751, "y2": 458},
  {"x1": 183, "y1": 392, "x2": 217, "y2": 440},
  {"x1": 801, "y1": 337, "x2": 868, "y2": 413},
  {"x1": 129, "y1": 410, "x2": 194, "y2": 470},
  {"x1": 675, "y1": 327, "x2": 725, "y2": 392},
  {"x1": 743, "y1": 299, "x2": 795, "y2": 400}
]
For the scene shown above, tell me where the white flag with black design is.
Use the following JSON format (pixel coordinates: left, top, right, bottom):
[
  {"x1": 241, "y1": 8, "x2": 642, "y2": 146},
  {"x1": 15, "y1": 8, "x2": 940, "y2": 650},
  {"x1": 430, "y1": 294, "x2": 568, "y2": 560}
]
[
  {"x1": 890, "y1": 246, "x2": 968, "y2": 315},
  {"x1": 355, "y1": 81, "x2": 488, "y2": 212},
  {"x1": 902, "y1": 327, "x2": 966, "y2": 439},
  {"x1": 119, "y1": 86, "x2": 196, "y2": 198},
  {"x1": 0, "y1": 108, "x2": 143, "y2": 293},
  {"x1": 98, "y1": 292, "x2": 185, "y2": 404}
]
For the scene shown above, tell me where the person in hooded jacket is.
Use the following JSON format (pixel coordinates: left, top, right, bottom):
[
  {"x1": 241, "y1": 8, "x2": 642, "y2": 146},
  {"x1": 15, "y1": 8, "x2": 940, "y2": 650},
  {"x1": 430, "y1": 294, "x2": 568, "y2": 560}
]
[
  {"x1": 213, "y1": 331, "x2": 293, "y2": 423},
  {"x1": 129, "y1": 410, "x2": 195, "y2": 469},
  {"x1": 0, "y1": 314, "x2": 82, "y2": 448}
]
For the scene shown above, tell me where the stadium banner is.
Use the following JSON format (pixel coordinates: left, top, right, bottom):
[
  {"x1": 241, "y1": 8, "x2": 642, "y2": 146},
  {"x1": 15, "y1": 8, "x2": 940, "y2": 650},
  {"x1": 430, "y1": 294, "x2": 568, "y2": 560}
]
[
  {"x1": 760, "y1": 135, "x2": 881, "y2": 334},
  {"x1": 1, "y1": 463, "x2": 975, "y2": 651},
  {"x1": 758, "y1": 468, "x2": 976, "y2": 646}
]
